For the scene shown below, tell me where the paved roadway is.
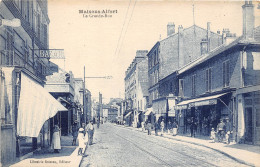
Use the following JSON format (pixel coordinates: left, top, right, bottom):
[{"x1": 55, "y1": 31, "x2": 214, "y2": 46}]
[{"x1": 80, "y1": 123, "x2": 248, "y2": 167}]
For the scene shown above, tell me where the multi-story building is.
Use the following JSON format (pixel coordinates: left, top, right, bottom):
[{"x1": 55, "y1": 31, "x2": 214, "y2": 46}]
[
  {"x1": 124, "y1": 50, "x2": 148, "y2": 127},
  {"x1": 0, "y1": 0, "x2": 65, "y2": 166},
  {"x1": 45, "y1": 69, "x2": 76, "y2": 136},
  {"x1": 147, "y1": 22, "x2": 226, "y2": 124},
  {"x1": 175, "y1": 1, "x2": 260, "y2": 145}
]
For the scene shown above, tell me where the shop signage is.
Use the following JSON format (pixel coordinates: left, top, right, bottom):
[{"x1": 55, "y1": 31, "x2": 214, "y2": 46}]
[{"x1": 193, "y1": 99, "x2": 217, "y2": 107}]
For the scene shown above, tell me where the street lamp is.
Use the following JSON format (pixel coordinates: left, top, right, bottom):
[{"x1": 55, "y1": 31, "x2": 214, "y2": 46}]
[
  {"x1": 83, "y1": 65, "x2": 112, "y2": 124},
  {"x1": 0, "y1": 18, "x2": 21, "y2": 27}
]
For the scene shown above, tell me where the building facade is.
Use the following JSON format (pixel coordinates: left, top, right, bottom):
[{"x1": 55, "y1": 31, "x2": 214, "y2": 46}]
[
  {"x1": 124, "y1": 50, "x2": 148, "y2": 127},
  {"x1": 147, "y1": 22, "x2": 224, "y2": 124},
  {"x1": 0, "y1": 0, "x2": 61, "y2": 166},
  {"x1": 175, "y1": 1, "x2": 260, "y2": 145}
]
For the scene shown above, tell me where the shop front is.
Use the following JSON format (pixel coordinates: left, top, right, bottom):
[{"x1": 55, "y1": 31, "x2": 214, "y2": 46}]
[
  {"x1": 236, "y1": 86, "x2": 260, "y2": 145},
  {"x1": 175, "y1": 92, "x2": 234, "y2": 137}
]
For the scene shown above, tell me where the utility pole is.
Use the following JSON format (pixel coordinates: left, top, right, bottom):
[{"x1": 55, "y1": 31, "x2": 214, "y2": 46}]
[
  {"x1": 98, "y1": 92, "x2": 103, "y2": 124},
  {"x1": 83, "y1": 66, "x2": 86, "y2": 124}
]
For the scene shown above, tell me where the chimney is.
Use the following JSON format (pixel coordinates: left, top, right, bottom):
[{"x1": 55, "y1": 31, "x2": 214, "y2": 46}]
[
  {"x1": 242, "y1": 0, "x2": 255, "y2": 39},
  {"x1": 178, "y1": 25, "x2": 184, "y2": 68},
  {"x1": 200, "y1": 38, "x2": 208, "y2": 55},
  {"x1": 167, "y1": 22, "x2": 175, "y2": 37},
  {"x1": 222, "y1": 28, "x2": 237, "y2": 44},
  {"x1": 207, "y1": 22, "x2": 211, "y2": 52}
]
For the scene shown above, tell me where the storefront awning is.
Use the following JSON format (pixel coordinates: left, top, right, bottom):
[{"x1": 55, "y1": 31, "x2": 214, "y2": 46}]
[
  {"x1": 144, "y1": 108, "x2": 153, "y2": 116},
  {"x1": 17, "y1": 72, "x2": 67, "y2": 137},
  {"x1": 175, "y1": 93, "x2": 228, "y2": 110},
  {"x1": 124, "y1": 111, "x2": 132, "y2": 118}
]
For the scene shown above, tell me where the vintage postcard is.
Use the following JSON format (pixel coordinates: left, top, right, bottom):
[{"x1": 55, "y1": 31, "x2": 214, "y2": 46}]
[{"x1": 0, "y1": 0, "x2": 260, "y2": 166}]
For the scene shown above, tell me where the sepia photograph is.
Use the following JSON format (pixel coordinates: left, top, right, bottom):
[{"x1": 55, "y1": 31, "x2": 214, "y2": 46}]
[{"x1": 0, "y1": 0, "x2": 260, "y2": 166}]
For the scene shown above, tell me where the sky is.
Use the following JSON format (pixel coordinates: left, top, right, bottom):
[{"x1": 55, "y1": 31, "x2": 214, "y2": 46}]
[{"x1": 48, "y1": 0, "x2": 260, "y2": 103}]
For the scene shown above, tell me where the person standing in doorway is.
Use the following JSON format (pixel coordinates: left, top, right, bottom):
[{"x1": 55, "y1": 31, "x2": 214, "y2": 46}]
[
  {"x1": 86, "y1": 121, "x2": 95, "y2": 145},
  {"x1": 52, "y1": 125, "x2": 61, "y2": 153}
]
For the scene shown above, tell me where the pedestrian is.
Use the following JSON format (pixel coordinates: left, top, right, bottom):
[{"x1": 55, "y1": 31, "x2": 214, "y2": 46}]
[
  {"x1": 172, "y1": 120, "x2": 178, "y2": 136},
  {"x1": 210, "y1": 128, "x2": 216, "y2": 143},
  {"x1": 217, "y1": 119, "x2": 225, "y2": 142},
  {"x1": 146, "y1": 121, "x2": 152, "y2": 135},
  {"x1": 51, "y1": 124, "x2": 61, "y2": 153},
  {"x1": 167, "y1": 121, "x2": 172, "y2": 134},
  {"x1": 225, "y1": 118, "x2": 232, "y2": 144},
  {"x1": 155, "y1": 121, "x2": 159, "y2": 136},
  {"x1": 190, "y1": 117, "x2": 195, "y2": 137},
  {"x1": 72, "y1": 121, "x2": 78, "y2": 146},
  {"x1": 85, "y1": 120, "x2": 95, "y2": 145},
  {"x1": 160, "y1": 119, "x2": 165, "y2": 136},
  {"x1": 141, "y1": 121, "x2": 145, "y2": 132},
  {"x1": 77, "y1": 128, "x2": 85, "y2": 155}
]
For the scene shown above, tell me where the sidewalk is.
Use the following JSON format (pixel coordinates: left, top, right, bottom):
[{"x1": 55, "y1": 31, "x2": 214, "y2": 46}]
[
  {"x1": 10, "y1": 136, "x2": 84, "y2": 167},
  {"x1": 118, "y1": 124, "x2": 260, "y2": 167}
]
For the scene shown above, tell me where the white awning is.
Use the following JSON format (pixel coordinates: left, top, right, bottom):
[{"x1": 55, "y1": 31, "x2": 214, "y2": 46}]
[
  {"x1": 144, "y1": 108, "x2": 153, "y2": 116},
  {"x1": 17, "y1": 72, "x2": 67, "y2": 137},
  {"x1": 175, "y1": 93, "x2": 227, "y2": 110}
]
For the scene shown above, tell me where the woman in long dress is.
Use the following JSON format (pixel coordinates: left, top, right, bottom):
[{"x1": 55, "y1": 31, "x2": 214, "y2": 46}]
[
  {"x1": 52, "y1": 125, "x2": 61, "y2": 153},
  {"x1": 77, "y1": 128, "x2": 85, "y2": 155}
]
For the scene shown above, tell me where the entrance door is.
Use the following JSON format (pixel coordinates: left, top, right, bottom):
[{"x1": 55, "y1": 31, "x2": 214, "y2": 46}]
[{"x1": 245, "y1": 107, "x2": 253, "y2": 143}]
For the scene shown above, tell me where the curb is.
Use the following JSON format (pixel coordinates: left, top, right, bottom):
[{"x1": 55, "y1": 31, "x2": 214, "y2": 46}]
[{"x1": 115, "y1": 124, "x2": 255, "y2": 167}]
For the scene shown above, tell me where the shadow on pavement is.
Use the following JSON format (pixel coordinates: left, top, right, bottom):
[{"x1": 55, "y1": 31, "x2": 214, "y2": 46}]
[{"x1": 224, "y1": 143, "x2": 260, "y2": 154}]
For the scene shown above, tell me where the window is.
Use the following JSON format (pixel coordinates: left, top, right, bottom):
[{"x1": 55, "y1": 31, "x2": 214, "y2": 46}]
[
  {"x1": 206, "y1": 68, "x2": 212, "y2": 92},
  {"x1": 23, "y1": 40, "x2": 29, "y2": 63},
  {"x1": 191, "y1": 75, "x2": 196, "y2": 96},
  {"x1": 179, "y1": 79, "x2": 184, "y2": 97},
  {"x1": 5, "y1": 29, "x2": 14, "y2": 65},
  {"x1": 37, "y1": 13, "x2": 41, "y2": 39},
  {"x1": 223, "y1": 60, "x2": 230, "y2": 87}
]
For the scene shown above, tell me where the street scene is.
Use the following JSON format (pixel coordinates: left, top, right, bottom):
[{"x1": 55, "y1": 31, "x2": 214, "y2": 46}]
[{"x1": 1, "y1": 0, "x2": 260, "y2": 166}]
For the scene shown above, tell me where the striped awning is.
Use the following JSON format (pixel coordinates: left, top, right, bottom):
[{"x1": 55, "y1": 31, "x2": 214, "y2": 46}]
[{"x1": 17, "y1": 72, "x2": 67, "y2": 137}]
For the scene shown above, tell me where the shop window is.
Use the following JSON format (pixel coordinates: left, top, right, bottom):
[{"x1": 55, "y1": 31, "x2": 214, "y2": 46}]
[
  {"x1": 179, "y1": 79, "x2": 184, "y2": 97},
  {"x1": 223, "y1": 60, "x2": 230, "y2": 88}
]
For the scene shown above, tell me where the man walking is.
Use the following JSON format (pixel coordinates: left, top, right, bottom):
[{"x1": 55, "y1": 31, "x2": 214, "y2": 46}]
[
  {"x1": 160, "y1": 119, "x2": 165, "y2": 136},
  {"x1": 85, "y1": 121, "x2": 95, "y2": 145},
  {"x1": 217, "y1": 119, "x2": 225, "y2": 142},
  {"x1": 147, "y1": 121, "x2": 152, "y2": 135}
]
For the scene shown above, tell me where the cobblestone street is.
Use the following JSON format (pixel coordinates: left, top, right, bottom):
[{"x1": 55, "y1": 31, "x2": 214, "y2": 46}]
[{"x1": 80, "y1": 123, "x2": 249, "y2": 167}]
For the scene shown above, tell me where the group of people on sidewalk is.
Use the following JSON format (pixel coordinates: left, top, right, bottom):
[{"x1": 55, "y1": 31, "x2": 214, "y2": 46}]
[
  {"x1": 142, "y1": 119, "x2": 179, "y2": 137},
  {"x1": 210, "y1": 118, "x2": 232, "y2": 144},
  {"x1": 140, "y1": 117, "x2": 232, "y2": 145},
  {"x1": 50, "y1": 120, "x2": 95, "y2": 156}
]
